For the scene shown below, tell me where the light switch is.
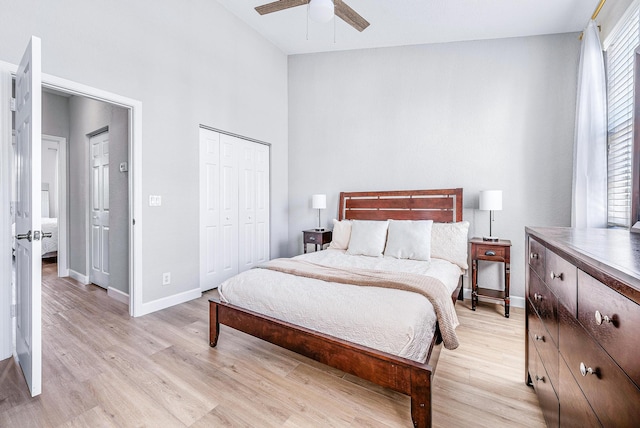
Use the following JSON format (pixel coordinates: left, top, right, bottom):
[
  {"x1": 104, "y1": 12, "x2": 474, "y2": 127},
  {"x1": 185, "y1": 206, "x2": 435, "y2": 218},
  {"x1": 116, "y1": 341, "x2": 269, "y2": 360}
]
[{"x1": 149, "y1": 195, "x2": 162, "y2": 206}]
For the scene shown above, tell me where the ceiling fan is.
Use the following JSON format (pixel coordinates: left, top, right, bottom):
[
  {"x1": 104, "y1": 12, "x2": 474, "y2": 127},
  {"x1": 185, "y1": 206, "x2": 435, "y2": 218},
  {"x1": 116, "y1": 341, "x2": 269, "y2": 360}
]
[{"x1": 255, "y1": 0, "x2": 370, "y2": 32}]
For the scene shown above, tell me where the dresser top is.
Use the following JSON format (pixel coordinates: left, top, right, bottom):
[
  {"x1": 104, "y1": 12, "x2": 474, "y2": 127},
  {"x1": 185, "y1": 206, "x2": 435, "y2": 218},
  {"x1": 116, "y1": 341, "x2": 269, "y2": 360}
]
[{"x1": 526, "y1": 227, "x2": 640, "y2": 303}]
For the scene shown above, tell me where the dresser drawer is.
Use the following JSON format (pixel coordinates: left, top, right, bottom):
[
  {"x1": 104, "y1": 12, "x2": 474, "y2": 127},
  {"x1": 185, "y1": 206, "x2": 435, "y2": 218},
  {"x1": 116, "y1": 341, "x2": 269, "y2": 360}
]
[
  {"x1": 528, "y1": 237, "x2": 545, "y2": 279},
  {"x1": 578, "y1": 270, "x2": 640, "y2": 388},
  {"x1": 558, "y1": 357, "x2": 600, "y2": 428},
  {"x1": 529, "y1": 267, "x2": 558, "y2": 346},
  {"x1": 528, "y1": 300, "x2": 558, "y2": 392},
  {"x1": 530, "y1": 344, "x2": 559, "y2": 428},
  {"x1": 545, "y1": 249, "x2": 577, "y2": 315},
  {"x1": 559, "y1": 304, "x2": 640, "y2": 426}
]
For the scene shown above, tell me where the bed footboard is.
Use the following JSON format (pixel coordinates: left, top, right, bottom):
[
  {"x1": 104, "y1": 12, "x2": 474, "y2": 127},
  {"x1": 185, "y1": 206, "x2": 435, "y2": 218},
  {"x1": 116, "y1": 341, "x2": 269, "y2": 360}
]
[{"x1": 209, "y1": 297, "x2": 437, "y2": 428}]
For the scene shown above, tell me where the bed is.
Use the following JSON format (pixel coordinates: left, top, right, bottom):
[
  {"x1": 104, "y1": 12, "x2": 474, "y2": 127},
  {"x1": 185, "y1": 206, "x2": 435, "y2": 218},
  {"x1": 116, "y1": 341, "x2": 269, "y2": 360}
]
[{"x1": 209, "y1": 188, "x2": 466, "y2": 428}]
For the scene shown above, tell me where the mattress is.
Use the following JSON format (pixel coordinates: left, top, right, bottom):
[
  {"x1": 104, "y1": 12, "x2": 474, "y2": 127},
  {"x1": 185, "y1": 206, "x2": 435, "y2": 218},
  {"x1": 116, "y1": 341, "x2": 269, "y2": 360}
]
[
  {"x1": 41, "y1": 217, "x2": 58, "y2": 256},
  {"x1": 218, "y1": 249, "x2": 462, "y2": 363}
]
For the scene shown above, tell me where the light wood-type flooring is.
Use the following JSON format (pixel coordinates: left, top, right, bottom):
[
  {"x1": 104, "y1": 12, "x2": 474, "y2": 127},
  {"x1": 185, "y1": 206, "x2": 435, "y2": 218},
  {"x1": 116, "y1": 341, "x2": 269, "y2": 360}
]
[{"x1": 0, "y1": 260, "x2": 545, "y2": 427}]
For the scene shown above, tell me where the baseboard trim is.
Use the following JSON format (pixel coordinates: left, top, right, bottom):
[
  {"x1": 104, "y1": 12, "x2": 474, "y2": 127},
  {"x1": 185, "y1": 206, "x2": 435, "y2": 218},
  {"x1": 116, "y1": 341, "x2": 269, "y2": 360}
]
[
  {"x1": 462, "y1": 288, "x2": 525, "y2": 309},
  {"x1": 136, "y1": 287, "x2": 202, "y2": 317},
  {"x1": 108, "y1": 287, "x2": 129, "y2": 305},
  {"x1": 69, "y1": 269, "x2": 89, "y2": 285}
]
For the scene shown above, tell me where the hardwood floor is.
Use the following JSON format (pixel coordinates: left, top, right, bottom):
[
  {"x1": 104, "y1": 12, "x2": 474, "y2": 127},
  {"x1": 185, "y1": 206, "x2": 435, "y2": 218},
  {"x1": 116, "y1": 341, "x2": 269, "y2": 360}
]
[{"x1": 0, "y1": 261, "x2": 545, "y2": 427}]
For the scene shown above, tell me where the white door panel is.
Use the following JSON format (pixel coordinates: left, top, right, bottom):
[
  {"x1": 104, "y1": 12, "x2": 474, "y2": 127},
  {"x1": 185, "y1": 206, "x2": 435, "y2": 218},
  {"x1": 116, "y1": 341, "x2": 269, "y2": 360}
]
[
  {"x1": 220, "y1": 134, "x2": 238, "y2": 280},
  {"x1": 200, "y1": 128, "x2": 221, "y2": 291},
  {"x1": 14, "y1": 35, "x2": 42, "y2": 397},
  {"x1": 89, "y1": 132, "x2": 109, "y2": 288}
]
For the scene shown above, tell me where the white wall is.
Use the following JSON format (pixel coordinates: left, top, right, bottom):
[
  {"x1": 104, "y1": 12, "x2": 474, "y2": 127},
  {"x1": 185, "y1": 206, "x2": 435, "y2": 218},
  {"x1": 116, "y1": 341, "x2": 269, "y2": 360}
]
[
  {"x1": 288, "y1": 34, "x2": 580, "y2": 302},
  {"x1": 0, "y1": 0, "x2": 288, "y2": 309}
]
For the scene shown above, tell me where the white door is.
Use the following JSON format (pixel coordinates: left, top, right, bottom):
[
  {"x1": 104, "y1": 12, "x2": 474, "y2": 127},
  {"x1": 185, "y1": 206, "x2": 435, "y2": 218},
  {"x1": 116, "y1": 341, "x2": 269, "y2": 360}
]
[
  {"x1": 219, "y1": 134, "x2": 239, "y2": 281},
  {"x1": 254, "y1": 143, "x2": 270, "y2": 265},
  {"x1": 89, "y1": 132, "x2": 110, "y2": 288},
  {"x1": 238, "y1": 142, "x2": 256, "y2": 271},
  {"x1": 199, "y1": 129, "x2": 221, "y2": 291},
  {"x1": 238, "y1": 141, "x2": 270, "y2": 272},
  {"x1": 14, "y1": 36, "x2": 42, "y2": 397}
]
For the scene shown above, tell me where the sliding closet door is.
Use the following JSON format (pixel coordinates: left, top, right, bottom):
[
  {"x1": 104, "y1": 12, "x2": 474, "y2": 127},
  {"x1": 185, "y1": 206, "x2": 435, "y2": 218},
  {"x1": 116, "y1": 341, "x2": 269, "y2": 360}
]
[
  {"x1": 199, "y1": 129, "x2": 221, "y2": 291},
  {"x1": 219, "y1": 134, "x2": 239, "y2": 282},
  {"x1": 199, "y1": 128, "x2": 270, "y2": 290},
  {"x1": 238, "y1": 141, "x2": 270, "y2": 272}
]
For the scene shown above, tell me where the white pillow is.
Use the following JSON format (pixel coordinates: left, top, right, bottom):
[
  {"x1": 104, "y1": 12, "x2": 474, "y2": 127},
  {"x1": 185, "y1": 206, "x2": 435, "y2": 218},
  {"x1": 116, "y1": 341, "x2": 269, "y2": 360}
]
[
  {"x1": 384, "y1": 220, "x2": 433, "y2": 261},
  {"x1": 431, "y1": 221, "x2": 470, "y2": 269},
  {"x1": 329, "y1": 219, "x2": 352, "y2": 250},
  {"x1": 346, "y1": 220, "x2": 389, "y2": 257}
]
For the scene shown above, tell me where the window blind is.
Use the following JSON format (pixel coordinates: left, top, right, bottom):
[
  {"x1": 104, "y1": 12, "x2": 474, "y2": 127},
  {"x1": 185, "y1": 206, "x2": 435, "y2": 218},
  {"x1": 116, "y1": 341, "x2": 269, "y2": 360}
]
[{"x1": 606, "y1": 4, "x2": 640, "y2": 227}]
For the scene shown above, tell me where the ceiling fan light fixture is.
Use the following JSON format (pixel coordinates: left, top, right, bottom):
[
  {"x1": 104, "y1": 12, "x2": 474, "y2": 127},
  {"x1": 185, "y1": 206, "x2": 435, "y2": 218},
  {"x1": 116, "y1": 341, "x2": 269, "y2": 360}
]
[{"x1": 309, "y1": 0, "x2": 334, "y2": 23}]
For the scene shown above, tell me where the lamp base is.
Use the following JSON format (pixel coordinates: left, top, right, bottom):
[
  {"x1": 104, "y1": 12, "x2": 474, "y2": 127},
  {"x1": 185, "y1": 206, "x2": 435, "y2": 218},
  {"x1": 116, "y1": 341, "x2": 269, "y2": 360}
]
[{"x1": 483, "y1": 236, "x2": 499, "y2": 242}]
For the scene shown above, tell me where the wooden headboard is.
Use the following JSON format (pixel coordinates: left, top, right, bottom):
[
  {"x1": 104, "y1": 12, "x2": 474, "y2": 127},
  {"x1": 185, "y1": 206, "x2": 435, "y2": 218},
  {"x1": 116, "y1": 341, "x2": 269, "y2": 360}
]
[{"x1": 338, "y1": 188, "x2": 463, "y2": 223}]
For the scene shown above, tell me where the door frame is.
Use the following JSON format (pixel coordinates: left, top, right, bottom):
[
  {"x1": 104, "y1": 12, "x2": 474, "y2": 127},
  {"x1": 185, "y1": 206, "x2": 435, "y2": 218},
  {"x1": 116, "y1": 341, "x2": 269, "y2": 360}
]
[{"x1": 1, "y1": 59, "x2": 144, "y2": 359}]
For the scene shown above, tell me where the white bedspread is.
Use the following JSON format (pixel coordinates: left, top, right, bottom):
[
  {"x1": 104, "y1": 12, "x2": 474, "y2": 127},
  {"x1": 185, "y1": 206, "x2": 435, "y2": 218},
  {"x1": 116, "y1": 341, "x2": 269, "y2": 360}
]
[
  {"x1": 218, "y1": 249, "x2": 462, "y2": 363},
  {"x1": 41, "y1": 218, "x2": 58, "y2": 256}
]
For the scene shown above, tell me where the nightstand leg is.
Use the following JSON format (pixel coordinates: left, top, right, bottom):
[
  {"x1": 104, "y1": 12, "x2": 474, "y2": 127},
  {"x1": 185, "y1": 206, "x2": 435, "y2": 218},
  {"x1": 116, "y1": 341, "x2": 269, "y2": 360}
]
[
  {"x1": 471, "y1": 259, "x2": 478, "y2": 311},
  {"x1": 504, "y1": 261, "x2": 511, "y2": 318}
]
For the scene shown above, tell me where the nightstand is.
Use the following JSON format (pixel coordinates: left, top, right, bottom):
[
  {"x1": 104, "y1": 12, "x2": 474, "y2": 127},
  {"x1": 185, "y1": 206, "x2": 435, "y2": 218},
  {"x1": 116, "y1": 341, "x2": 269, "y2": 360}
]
[
  {"x1": 303, "y1": 229, "x2": 332, "y2": 253},
  {"x1": 469, "y1": 237, "x2": 512, "y2": 317}
]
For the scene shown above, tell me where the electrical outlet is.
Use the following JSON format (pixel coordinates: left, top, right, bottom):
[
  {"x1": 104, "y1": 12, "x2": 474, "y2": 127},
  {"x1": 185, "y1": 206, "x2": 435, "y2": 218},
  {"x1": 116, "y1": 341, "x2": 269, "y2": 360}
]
[{"x1": 162, "y1": 272, "x2": 171, "y2": 285}]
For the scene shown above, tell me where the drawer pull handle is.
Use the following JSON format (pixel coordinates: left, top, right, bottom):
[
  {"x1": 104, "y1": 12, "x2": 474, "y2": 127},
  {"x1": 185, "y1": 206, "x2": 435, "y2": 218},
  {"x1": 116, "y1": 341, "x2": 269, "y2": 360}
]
[
  {"x1": 534, "y1": 334, "x2": 545, "y2": 342},
  {"x1": 580, "y1": 362, "x2": 597, "y2": 377},
  {"x1": 594, "y1": 310, "x2": 612, "y2": 326},
  {"x1": 550, "y1": 271, "x2": 564, "y2": 281},
  {"x1": 308, "y1": 236, "x2": 316, "y2": 241},
  {"x1": 533, "y1": 293, "x2": 543, "y2": 301},
  {"x1": 530, "y1": 253, "x2": 539, "y2": 259},
  {"x1": 485, "y1": 250, "x2": 496, "y2": 256},
  {"x1": 535, "y1": 375, "x2": 545, "y2": 383}
]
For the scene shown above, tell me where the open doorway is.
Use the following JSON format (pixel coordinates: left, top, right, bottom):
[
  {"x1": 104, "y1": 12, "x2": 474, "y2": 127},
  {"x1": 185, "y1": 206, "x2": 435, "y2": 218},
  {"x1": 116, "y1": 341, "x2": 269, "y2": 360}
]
[{"x1": 40, "y1": 89, "x2": 130, "y2": 301}]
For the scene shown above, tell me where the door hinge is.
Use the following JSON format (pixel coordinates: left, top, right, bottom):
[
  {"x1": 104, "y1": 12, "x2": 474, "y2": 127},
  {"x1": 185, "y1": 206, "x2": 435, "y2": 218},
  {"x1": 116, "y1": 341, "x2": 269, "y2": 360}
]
[
  {"x1": 10, "y1": 304, "x2": 16, "y2": 318},
  {"x1": 10, "y1": 98, "x2": 16, "y2": 112}
]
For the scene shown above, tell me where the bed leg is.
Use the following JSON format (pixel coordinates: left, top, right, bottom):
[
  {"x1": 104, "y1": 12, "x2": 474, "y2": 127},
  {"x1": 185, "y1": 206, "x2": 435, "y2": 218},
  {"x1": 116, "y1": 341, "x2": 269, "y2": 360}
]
[
  {"x1": 410, "y1": 367, "x2": 431, "y2": 428},
  {"x1": 209, "y1": 301, "x2": 220, "y2": 347}
]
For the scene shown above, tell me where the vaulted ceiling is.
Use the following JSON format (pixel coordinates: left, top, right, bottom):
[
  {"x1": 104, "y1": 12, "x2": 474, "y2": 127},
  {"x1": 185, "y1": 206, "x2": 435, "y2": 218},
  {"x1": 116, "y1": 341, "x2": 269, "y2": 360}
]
[{"x1": 216, "y1": 0, "x2": 601, "y2": 55}]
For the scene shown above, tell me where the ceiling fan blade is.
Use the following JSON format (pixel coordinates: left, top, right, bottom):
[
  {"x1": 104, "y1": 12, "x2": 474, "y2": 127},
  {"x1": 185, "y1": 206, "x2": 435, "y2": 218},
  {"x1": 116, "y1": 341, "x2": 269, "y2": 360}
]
[
  {"x1": 334, "y1": 0, "x2": 370, "y2": 32},
  {"x1": 255, "y1": 0, "x2": 308, "y2": 15}
]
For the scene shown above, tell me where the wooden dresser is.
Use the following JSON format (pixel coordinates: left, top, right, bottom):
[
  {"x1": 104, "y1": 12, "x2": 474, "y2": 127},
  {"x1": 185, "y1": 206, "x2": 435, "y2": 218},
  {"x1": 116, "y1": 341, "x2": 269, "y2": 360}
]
[{"x1": 525, "y1": 227, "x2": 640, "y2": 427}]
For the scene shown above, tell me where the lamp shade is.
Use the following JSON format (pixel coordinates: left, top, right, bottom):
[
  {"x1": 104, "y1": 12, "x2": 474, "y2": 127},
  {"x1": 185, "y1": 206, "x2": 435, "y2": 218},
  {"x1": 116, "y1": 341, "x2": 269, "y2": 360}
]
[
  {"x1": 312, "y1": 194, "x2": 327, "y2": 210},
  {"x1": 309, "y1": 0, "x2": 334, "y2": 23},
  {"x1": 479, "y1": 190, "x2": 502, "y2": 211}
]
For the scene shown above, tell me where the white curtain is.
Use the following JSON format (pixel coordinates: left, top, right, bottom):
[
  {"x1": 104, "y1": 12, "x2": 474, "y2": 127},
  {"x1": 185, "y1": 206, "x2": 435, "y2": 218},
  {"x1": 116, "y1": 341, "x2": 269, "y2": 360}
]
[{"x1": 571, "y1": 20, "x2": 608, "y2": 228}]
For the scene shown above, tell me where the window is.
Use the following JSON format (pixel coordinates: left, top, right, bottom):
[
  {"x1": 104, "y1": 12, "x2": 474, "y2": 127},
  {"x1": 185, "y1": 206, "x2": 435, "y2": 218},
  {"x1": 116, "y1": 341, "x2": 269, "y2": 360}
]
[{"x1": 605, "y1": 4, "x2": 640, "y2": 227}]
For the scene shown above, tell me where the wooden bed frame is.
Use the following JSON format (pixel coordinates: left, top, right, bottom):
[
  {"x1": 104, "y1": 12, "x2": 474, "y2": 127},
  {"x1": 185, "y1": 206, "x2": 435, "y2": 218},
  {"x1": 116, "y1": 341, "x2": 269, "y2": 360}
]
[{"x1": 209, "y1": 188, "x2": 464, "y2": 427}]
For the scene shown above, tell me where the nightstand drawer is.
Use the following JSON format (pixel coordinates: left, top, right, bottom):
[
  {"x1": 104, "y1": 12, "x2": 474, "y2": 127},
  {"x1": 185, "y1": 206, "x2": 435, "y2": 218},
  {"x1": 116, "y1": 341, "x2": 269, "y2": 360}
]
[
  {"x1": 302, "y1": 229, "x2": 332, "y2": 253},
  {"x1": 475, "y1": 244, "x2": 506, "y2": 260}
]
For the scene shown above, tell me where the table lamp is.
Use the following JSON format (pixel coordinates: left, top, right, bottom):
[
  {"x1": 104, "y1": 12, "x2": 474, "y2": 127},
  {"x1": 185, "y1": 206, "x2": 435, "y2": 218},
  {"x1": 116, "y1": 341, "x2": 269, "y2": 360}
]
[
  {"x1": 479, "y1": 190, "x2": 502, "y2": 241},
  {"x1": 312, "y1": 194, "x2": 326, "y2": 231}
]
